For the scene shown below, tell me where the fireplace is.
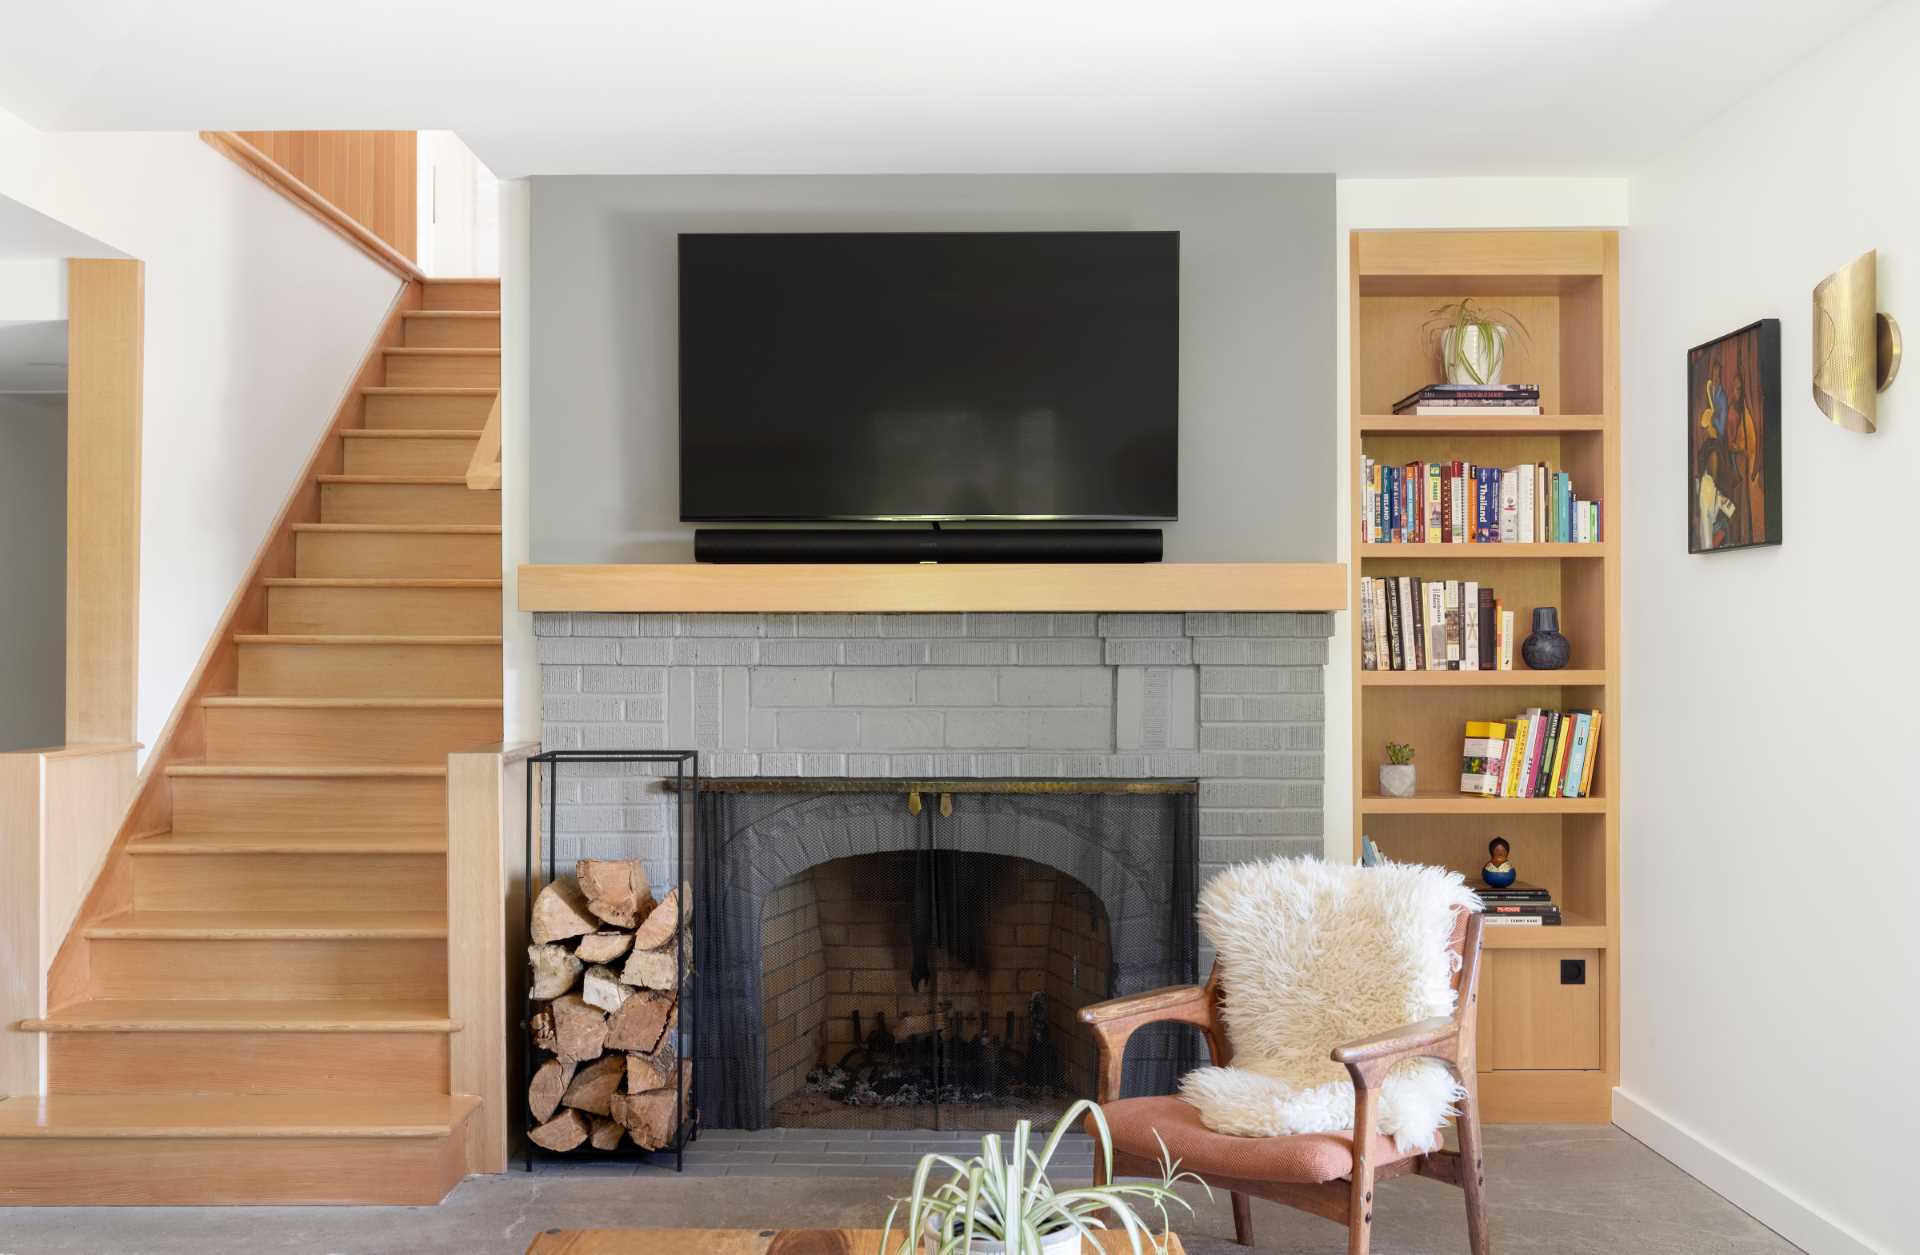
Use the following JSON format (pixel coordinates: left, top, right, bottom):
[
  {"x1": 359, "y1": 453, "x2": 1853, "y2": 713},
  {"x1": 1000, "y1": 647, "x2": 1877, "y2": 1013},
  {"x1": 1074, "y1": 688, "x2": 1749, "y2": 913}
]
[{"x1": 693, "y1": 781, "x2": 1198, "y2": 1131}]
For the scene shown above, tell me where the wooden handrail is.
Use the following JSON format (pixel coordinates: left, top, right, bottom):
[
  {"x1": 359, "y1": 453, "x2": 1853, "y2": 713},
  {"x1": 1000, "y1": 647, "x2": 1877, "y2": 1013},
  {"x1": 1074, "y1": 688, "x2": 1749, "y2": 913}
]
[
  {"x1": 466, "y1": 393, "x2": 503, "y2": 490},
  {"x1": 200, "y1": 131, "x2": 428, "y2": 283}
]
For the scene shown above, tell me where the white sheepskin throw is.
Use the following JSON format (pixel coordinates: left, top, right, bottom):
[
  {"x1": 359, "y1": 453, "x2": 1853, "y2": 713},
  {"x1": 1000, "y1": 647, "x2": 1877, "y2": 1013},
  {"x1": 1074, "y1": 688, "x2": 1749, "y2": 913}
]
[{"x1": 1178, "y1": 857, "x2": 1479, "y2": 1154}]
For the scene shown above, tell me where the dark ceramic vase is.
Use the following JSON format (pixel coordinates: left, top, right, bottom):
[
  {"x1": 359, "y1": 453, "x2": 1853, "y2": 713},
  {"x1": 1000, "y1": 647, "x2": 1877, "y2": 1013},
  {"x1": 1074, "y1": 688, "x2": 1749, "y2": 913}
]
[{"x1": 1522, "y1": 607, "x2": 1570, "y2": 670}]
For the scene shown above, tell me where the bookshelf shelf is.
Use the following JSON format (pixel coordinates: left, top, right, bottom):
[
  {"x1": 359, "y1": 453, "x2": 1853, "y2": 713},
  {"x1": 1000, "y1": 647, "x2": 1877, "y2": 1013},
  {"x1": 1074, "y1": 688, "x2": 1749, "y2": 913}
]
[
  {"x1": 1349, "y1": 228, "x2": 1620, "y2": 1125},
  {"x1": 1360, "y1": 669, "x2": 1607, "y2": 688}
]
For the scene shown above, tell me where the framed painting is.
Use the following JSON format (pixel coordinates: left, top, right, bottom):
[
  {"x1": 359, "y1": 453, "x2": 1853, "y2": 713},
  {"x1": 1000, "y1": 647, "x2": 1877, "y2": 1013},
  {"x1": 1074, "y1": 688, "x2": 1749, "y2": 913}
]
[{"x1": 1688, "y1": 319, "x2": 1782, "y2": 553}]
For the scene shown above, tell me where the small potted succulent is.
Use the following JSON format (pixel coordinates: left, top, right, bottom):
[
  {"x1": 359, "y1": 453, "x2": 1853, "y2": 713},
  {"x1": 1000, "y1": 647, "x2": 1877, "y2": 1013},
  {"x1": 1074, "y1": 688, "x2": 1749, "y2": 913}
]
[
  {"x1": 1424, "y1": 298, "x2": 1533, "y2": 385},
  {"x1": 1380, "y1": 742, "x2": 1417, "y2": 798},
  {"x1": 878, "y1": 1099, "x2": 1204, "y2": 1254}
]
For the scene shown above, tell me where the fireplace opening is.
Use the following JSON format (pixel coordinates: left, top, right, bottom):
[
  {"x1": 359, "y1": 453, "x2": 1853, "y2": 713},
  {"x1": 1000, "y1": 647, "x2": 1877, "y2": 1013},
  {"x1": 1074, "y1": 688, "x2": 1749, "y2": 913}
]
[
  {"x1": 763, "y1": 852, "x2": 1111, "y2": 1131},
  {"x1": 694, "y1": 781, "x2": 1198, "y2": 1131}
]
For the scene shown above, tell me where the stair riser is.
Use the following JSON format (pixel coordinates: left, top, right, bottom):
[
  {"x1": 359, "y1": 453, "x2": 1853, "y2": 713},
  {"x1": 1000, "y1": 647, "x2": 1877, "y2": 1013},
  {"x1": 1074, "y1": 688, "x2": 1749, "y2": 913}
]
[
  {"x1": 420, "y1": 280, "x2": 500, "y2": 312},
  {"x1": 403, "y1": 316, "x2": 500, "y2": 349},
  {"x1": 321, "y1": 482, "x2": 499, "y2": 525},
  {"x1": 0, "y1": 1132, "x2": 466, "y2": 1205},
  {"x1": 132, "y1": 854, "x2": 447, "y2": 913},
  {"x1": 204, "y1": 703, "x2": 502, "y2": 764},
  {"x1": 170, "y1": 774, "x2": 446, "y2": 832},
  {"x1": 383, "y1": 353, "x2": 499, "y2": 387},
  {"x1": 266, "y1": 584, "x2": 501, "y2": 635},
  {"x1": 363, "y1": 391, "x2": 495, "y2": 429},
  {"x1": 343, "y1": 435, "x2": 479, "y2": 476},
  {"x1": 296, "y1": 530, "x2": 500, "y2": 578},
  {"x1": 49, "y1": 1031, "x2": 451, "y2": 1096},
  {"x1": 238, "y1": 642, "x2": 501, "y2": 698},
  {"x1": 89, "y1": 937, "x2": 447, "y2": 1001}
]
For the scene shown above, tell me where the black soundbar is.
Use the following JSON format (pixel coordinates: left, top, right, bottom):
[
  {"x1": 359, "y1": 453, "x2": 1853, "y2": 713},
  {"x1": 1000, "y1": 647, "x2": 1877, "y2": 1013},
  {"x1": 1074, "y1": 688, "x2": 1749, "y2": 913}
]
[{"x1": 693, "y1": 528, "x2": 1163, "y2": 564}]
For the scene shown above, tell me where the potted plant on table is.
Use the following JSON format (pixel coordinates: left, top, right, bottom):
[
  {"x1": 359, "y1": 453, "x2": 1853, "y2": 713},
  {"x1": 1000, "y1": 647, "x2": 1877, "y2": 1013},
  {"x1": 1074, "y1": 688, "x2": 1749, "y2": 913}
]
[
  {"x1": 878, "y1": 1099, "x2": 1204, "y2": 1254},
  {"x1": 1380, "y1": 742, "x2": 1417, "y2": 798},
  {"x1": 1424, "y1": 298, "x2": 1532, "y2": 385}
]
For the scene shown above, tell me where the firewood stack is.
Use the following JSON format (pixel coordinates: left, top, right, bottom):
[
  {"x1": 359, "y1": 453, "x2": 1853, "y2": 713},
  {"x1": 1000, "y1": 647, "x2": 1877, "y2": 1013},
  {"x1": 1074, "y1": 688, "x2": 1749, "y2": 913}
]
[{"x1": 526, "y1": 858, "x2": 692, "y2": 1153}]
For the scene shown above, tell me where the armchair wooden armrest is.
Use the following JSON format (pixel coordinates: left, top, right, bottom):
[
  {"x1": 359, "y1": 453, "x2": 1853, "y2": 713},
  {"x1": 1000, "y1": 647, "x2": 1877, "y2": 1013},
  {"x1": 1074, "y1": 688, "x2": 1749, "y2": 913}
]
[
  {"x1": 1078, "y1": 975, "x2": 1225, "y2": 1103},
  {"x1": 1331, "y1": 1016, "x2": 1460, "y2": 1088}
]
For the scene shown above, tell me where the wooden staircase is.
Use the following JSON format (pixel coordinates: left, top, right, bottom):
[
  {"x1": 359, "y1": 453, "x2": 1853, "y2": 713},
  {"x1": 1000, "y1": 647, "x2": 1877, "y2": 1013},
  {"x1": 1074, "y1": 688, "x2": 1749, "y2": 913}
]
[{"x1": 0, "y1": 278, "x2": 503, "y2": 1205}]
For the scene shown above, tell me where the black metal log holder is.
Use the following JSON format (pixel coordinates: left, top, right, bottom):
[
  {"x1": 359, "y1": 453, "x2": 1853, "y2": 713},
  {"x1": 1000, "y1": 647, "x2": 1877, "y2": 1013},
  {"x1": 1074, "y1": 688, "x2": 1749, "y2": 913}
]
[{"x1": 522, "y1": 748, "x2": 699, "y2": 1172}]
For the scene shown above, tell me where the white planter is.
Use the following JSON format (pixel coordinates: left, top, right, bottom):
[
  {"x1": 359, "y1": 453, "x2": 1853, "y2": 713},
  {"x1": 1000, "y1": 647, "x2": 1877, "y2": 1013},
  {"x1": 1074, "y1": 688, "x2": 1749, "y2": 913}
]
[
  {"x1": 1440, "y1": 324, "x2": 1507, "y2": 385},
  {"x1": 926, "y1": 1222, "x2": 1083, "y2": 1254},
  {"x1": 1379, "y1": 764, "x2": 1417, "y2": 798}
]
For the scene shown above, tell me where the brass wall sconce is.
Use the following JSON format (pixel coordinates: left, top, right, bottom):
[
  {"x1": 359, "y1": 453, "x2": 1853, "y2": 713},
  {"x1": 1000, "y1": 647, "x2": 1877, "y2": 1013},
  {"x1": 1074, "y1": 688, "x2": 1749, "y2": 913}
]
[{"x1": 1813, "y1": 249, "x2": 1900, "y2": 433}]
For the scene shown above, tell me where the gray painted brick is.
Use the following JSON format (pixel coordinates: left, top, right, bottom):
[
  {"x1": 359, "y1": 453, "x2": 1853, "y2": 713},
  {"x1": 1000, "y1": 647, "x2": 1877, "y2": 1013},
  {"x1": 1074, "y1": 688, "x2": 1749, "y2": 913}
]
[
  {"x1": 672, "y1": 638, "x2": 758, "y2": 666},
  {"x1": 761, "y1": 614, "x2": 797, "y2": 638},
  {"x1": 794, "y1": 614, "x2": 882, "y2": 637},
  {"x1": 1014, "y1": 753, "x2": 1064, "y2": 776},
  {"x1": 751, "y1": 668, "x2": 835, "y2": 707},
  {"x1": 537, "y1": 638, "x2": 621, "y2": 664},
  {"x1": 800, "y1": 753, "x2": 848, "y2": 776},
  {"x1": 570, "y1": 612, "x2": 640, "y2": 637},
  {"x1": 842, "y1": 640, "x2": 930, "y2": 666},
  {"x1": 1193, "y1": 637, "x2": 1329, "y2": 666},
  {"x1": 1028, "y1": 708, "x2": 1112, "y2": 750},
  {"x1": 1103, "y1": 638, "x2": 1192, "y2": 666},
  {"x1": 542, "y1": 665, "x2": 582, "y2": 694},
  {"x1": 1235, "y1": 693, "x2": 1326, "y2": 722},
  {"x1": 1148, "y1": 751, "x2": 1204, "y2": 776},
  {"x1": 879, "y1": 614, "x2": 964, "y2": 637},
  {"x1": 964, "y1": 613, "x2": 1056, "y2": 637},
  {"x1": 1015, "y1": 638, "x2": 1104, "y2": 665},
  {"x1": 1116, "y1": 667, "x2": 1197, "y2": 751},
  {"x1": 832, "y1": 669, "x2": 916, "y2": 706},
  {"x1": 633, "y1": 614, "x2": 684, "y2": 637},
  {"x1": 861, "y1": 709, "x2": 945, "y2": 749},
  {"x1": 581, "y1": 666, "x2": 666, "y2": 694},
  {"x1": 973, "y1": 752, "x2": 1018, "y2": 775},
  {"x1": 543, "y1": 724, "x2": 582, "y2": 749},
  {"x1": 1097, "y1": 613, "x2": 1185, "y2": 637},
  {"x1": 543, "y1": 695, "x2": 620, "y2": 723},
  {"x1": 915, "y1": 669, "x2": 998, "y2": 706},
  {"x1": 580, "y1": 724, "x2": 670, "y2": 750},
  {"x1": 623, "y1": 695, "x2": 667, "y2": 722},
  {"x1": 748, "y1": 708, "x2": 778, "y2": 749},
  {"x1": 532, "y1": 612, "x2": 571, "y2": 637},
  {"x1": 1199, "y1": 724, "x2": 1290, "y2": 751},
  {"x1": 579, "y1": 777, "x2": 657, "y2": 805},
  {"x1": 618, "y1": 638, "x2": 674, "y2": 665},
  {"x1": 945, "y1": 708, "x2": 1030, "y2": 748},
  {"x1": 997, "y1": 667, "x2": 1110, "y2": 707},
  {"x1": 759, "y1": 753, "x2": 802, "y2": 776},
  {"x1": 686, "y1": 613, "x2": 767, "y2": 637},
  {"x1": 928, "y1": 640, "x2": 1016, "y2": 666},
  {"x1": 777, "y1": 709, "x2": 861, "y2": 749},
  {"x1": 1198, "y1": 666, "x2": 1284, "y2": 694},
  {"x1": 1050, "y1": 614, "x2": 1099, "y2": 636},
  {"x1": 1200, "y1": 809, "x2": 1323, "y2": 837},
  {"x1": 1184, "y1": 612, "x2": 1317, "y2": 637},
  {"x1": 701, "y1": 752, "x2": 760, "y2": 776},
  {"x1": 759, "y1": 639, "x2": 842, "y2": 665},
  {"x1": 1201, "y1": 751, "x2": 1324, "y2": 779},
  {"x1": 848, "y1": 754, "x2": 890, "y2": 775}
]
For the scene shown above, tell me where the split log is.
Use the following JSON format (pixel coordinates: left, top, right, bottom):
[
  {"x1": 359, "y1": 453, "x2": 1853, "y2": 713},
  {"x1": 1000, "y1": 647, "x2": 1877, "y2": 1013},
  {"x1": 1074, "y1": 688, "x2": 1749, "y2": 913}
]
[
  {"x1": 612, "y1": 1065, "x2": 694, "y2": 1151},
  {"x1": 528, "y1": 943, "x2": 584, "y2": 1000},
  {"x1": 589, "y1": 1116, "x2": 626, "y2": 1150},
  {"x1": 605, "y1": 989, "x2": 677, "y2": 1054},
  {"x1": 576, "y1": 858, "x2": 650, "y2": 913},
  {"x1": 574, "y1": 930, "x2": 634, "y2": 965},
  {"x1": 619, "y1": 944, "x2": 681, "y2": 992},
  {"x1": 528, "y1": 1057, "x2": 578, "y2": 1123},
  {"x1": 531, "y1": 993, "x2": 607, "y2": 1063},
  {"x1": 626, "y1": 1039, "x2": 677, "y2": 1093},
  {"x1": 582, "y1": 964, "x2": 633, "y2": 1014},
  {"x1": 632, "y1": 882, "x2": 689, "y2": 951},
  {"x1": 531, "y1": 876, "x2": 598, "y2": 944},
  {"x1": 528, "y1": 1108, "x2": 591, "y2": 1152},
  {"x1": 560, "y1": 1054, "x2": 626, "y2": 1116}
]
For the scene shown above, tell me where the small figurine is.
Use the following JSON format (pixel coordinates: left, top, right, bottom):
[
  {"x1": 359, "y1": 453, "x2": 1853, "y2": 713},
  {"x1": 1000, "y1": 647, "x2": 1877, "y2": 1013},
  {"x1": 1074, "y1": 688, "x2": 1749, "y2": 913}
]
[{"x1": 1482, "y1": 837, "x2": 1517, "y2": 888}]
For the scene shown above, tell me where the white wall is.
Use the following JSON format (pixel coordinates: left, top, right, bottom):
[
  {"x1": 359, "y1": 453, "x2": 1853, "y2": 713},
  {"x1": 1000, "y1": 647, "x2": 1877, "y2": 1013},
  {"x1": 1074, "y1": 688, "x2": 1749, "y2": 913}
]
[
  {"x1": 500, "y1": 177, "x2": 538, "y2": 742},
  {"x1": 1616, "y1": 7, "x2": 1920, "y2": 1253},
  {"x1": 417, "y1": 130, "x2": 501, "y2": 278},
  {"x1": 0, "y1": 107, "x2": 402, "y2": 756},
  {"x1": 0, "y1": 393, "x2": 67, "y2": 751}
]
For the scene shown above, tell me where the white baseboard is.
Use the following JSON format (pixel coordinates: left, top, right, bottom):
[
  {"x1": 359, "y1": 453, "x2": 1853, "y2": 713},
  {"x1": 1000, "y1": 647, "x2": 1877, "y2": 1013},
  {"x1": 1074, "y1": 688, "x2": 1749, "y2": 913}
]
[{"x1": 1612, "y1": 1087, "x2": 1883, "y2": 1255}]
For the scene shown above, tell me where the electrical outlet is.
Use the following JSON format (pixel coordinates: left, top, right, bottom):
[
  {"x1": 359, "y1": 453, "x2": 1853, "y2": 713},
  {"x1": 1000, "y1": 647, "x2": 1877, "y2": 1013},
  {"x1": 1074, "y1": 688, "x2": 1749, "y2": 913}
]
[{"x1": 1560, "y1": 958, "x2": 1587, "y2": 985}]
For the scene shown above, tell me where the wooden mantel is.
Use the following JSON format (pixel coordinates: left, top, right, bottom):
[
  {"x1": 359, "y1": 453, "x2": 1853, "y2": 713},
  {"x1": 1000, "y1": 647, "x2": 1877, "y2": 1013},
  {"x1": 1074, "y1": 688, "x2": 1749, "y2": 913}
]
[{"x1": 517, "y1": 562, "x2": 1347, "y2": 613}]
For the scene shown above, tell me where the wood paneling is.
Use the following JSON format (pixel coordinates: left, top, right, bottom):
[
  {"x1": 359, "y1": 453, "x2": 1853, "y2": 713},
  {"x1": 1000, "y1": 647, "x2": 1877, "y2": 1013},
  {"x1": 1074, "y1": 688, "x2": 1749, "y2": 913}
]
[
  {"x1": 518, "y1": 562, "x2": 1349, "y2": 613},
  {"x1": 1480, "y1": 950, "x2": 1602, "y2": 1070},
  {"x1": 66, "y1": 260, "x2": 144, "y2": 745},
  {"x1": 466, "y1": 395, "x2": 503, "y2": 490},
  {"x1": 447, "y1": 743, "x2": 539, "y2": 1174},
  {"x1": 1356, "y1": 230, "x2": 1607, "y2": 279},
  {"x1": 234, "y1": 131, "x2": 418, "y2": 261},
  {"x1": 0, "y1": 756, "x2": 43, "y2": 1095},
  {"x1": 50, "y1": 1030, "x2": 450, "y2": 1095}
]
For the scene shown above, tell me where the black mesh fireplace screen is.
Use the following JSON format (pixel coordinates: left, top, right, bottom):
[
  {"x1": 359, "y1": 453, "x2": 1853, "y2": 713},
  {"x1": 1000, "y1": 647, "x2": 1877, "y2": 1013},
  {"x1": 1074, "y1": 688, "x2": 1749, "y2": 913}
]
[{"x1": 693, "y1": 780, "x2": 1199, "y2": 1130}]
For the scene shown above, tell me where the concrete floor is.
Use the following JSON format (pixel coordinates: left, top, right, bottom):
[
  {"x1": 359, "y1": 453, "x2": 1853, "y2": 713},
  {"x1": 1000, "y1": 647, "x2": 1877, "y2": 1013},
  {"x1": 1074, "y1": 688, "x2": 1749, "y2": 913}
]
[{"x1": 0, "y1": 1125, "x2": 1797, "y2": 1254}]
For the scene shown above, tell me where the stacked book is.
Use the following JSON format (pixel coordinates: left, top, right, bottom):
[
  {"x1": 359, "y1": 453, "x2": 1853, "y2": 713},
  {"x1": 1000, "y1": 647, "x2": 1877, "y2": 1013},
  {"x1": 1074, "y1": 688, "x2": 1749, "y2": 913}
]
[
  {"x1": 1361, "y1": 457, "x2": 1602, "y2": 545},
  {"x1": 1476, "y1": 881, "x2": 1563, "y2": 927},
  {"x1": 1393, "y1": 383, "x2": 1541, "y2": 416},
  {"x1": 1460, "y1": 709, "x2": 1602, "y2": 800},
  {"x1": 1359, "y1": 575, "x2": 1513, "y2": 671}
]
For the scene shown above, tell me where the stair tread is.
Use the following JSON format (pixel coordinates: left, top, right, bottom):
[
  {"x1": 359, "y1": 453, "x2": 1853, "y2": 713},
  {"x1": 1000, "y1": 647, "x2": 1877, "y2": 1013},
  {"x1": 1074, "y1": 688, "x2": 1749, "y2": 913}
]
[
  {"x1": 166, "y1": 763, "x2": 448, "y2": 777},
  {"x1": 23, "y1": 998, "x2": 457, "y2": 1033},
  {"x1": 382, "y1": 347, "x2": 500, "y2": 357},
  {"x1": 292, "y1": 522, "x2": 501, "y2": 534},
  {"x1": 83, "y1": 910, "x2": 448, "y2": 940},
  {"x1": 234, "y1": 634, "x2": 502, "y2": 645},
  {"x1": 402, "y1": 311, "x2": 497, "y2": 319},
  {"x1": 262, "y1": 577, "x2": 501, "y2": 588},
  {"x1": 0, "y1": 1093, "x2": 478, "y2": 1138},
  {"x1": 128, "y1": 831, "x2": 446, "y2": 855},
  {"x1": 340, "y1": 429, "x2": 484, "y2": 439},
  {"x1": 202, "y1": 695, "x2": 502, "y2": 707},
  {"x1": 317, "y1": 474, "x2": 471, "y2": 485}
]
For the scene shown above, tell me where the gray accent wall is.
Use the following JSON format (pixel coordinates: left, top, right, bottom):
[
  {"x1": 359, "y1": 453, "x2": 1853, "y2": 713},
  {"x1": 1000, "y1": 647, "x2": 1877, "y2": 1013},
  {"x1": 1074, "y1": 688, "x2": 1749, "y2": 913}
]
[
  {"x1": 0, "y1": 392, "x2": 66, "y2": 751},
  {"x1": 528, "y1": 174, "x2": 1335, "y2": 562}
]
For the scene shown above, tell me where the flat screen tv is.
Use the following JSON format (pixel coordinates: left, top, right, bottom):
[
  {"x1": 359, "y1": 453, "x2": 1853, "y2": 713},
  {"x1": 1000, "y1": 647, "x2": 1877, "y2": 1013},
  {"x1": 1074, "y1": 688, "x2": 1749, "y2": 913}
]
[{"x1": 678, "y1": 231, "x2": 1179, "y2": 522}]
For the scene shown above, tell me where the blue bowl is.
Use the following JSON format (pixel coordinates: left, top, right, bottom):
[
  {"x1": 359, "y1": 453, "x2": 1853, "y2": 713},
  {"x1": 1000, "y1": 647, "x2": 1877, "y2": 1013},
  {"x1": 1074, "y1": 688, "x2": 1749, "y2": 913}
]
[{"x1": 1482, "y1": 866, "x2": 1517, "y2": 889}]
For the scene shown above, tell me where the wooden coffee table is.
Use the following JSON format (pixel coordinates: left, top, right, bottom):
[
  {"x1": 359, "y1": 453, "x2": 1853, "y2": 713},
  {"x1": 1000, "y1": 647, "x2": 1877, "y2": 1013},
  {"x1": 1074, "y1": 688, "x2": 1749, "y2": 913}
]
[{"x1": 527, "y1": 1229, "x2": 1185, "y2": 1253}]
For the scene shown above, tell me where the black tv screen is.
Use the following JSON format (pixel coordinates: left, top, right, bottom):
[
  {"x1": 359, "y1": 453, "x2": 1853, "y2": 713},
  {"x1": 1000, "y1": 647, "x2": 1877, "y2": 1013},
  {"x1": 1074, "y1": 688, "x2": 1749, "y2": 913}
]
[{"x1": 678, "y1": 231, "x2": 1179, "y2": 522}]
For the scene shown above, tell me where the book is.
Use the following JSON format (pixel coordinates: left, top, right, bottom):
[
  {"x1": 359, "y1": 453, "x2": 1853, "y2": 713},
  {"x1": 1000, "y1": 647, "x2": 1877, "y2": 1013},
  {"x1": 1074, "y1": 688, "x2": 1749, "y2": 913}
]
[
  {"x1": 1391, "y1": 383, "x2": 1540, "y2": 412},
  {"x1": 1562, "y1": 713, "x2": 1592, "y2": 798},
  {"x1": 1578, "y1": 710, "x2": 1603, "y2": 796},
  {"x1": 1481, "y1": 915, "x2": 1555, "y2": 926},
  {"x1": 1462, "y1": 580, "x2": 1480, "y2": 671},
  {"x1": 1403, "y1": 403, "x2": 1542, "y2": 416},
  {"x1": 1360, "y1": 578, "x2": 1377, "y2": 672},
  {"x1": 1459, "y1": 720, "x2": 1508, "y2": 796},
  {"x1": 1443, "y1": 580, "x2": 1461, "y2": 668},
  {"x1": 1500, "y1": 716, "x2": 1529, "y2": 798},
  {"x1": 1477, "y1": 587, "x2": 1497, "y2": 670},
  {"x1": 1424, "y1": 580, "x2": 1448, "y2": 671},
  {"x1": 1498, "y1": 608, "x2": 1515, "y2": 670}
]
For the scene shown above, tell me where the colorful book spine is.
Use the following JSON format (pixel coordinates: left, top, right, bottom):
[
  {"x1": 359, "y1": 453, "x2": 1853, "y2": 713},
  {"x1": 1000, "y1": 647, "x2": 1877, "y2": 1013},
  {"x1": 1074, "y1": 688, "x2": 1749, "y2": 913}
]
[{"x1": 1460, "y1": 720, "x2": 1507, "y2": 796}]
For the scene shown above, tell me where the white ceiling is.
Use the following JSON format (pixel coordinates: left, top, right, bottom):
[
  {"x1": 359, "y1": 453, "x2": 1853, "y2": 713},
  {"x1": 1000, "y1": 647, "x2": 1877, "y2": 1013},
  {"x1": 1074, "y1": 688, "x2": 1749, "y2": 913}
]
[
  {"x1": 0, "y1": 321, "x2": 69, "y2": 396},
  {"x1": 0, "y1": 0, "x2": 1884, "y2": 178}
]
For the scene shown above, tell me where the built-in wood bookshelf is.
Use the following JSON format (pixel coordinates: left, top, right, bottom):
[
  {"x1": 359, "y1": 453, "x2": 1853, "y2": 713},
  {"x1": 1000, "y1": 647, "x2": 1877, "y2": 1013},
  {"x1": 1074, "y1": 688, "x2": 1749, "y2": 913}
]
[{"x1": 1349, "y1": 229, "x2": 1620, "y2": 1123}]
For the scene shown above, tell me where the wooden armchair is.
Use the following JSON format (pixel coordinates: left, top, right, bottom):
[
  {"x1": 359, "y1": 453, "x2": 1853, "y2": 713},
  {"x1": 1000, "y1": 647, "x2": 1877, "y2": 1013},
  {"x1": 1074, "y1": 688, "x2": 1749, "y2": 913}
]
[{"x1": 1078, "y1": 911, "x2": 1487, "y2": 1255}]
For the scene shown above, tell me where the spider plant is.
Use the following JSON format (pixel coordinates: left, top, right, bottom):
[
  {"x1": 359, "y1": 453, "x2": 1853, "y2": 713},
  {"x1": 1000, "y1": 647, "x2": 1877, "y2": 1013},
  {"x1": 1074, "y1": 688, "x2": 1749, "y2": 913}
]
[
  {"x1": 1423, "y1": 298, "x2": 1533, "y2": 385},
  {"x1": 877, "y1": 1099, "x2": 1207, "y2": 1254}
]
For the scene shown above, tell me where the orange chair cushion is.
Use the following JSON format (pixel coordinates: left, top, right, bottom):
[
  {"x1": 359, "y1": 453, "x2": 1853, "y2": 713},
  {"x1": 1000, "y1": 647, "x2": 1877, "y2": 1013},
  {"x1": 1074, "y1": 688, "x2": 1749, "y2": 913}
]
[{"x1": 1090, "y1": 1096, "x2": 1411, "y2": 1185}]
